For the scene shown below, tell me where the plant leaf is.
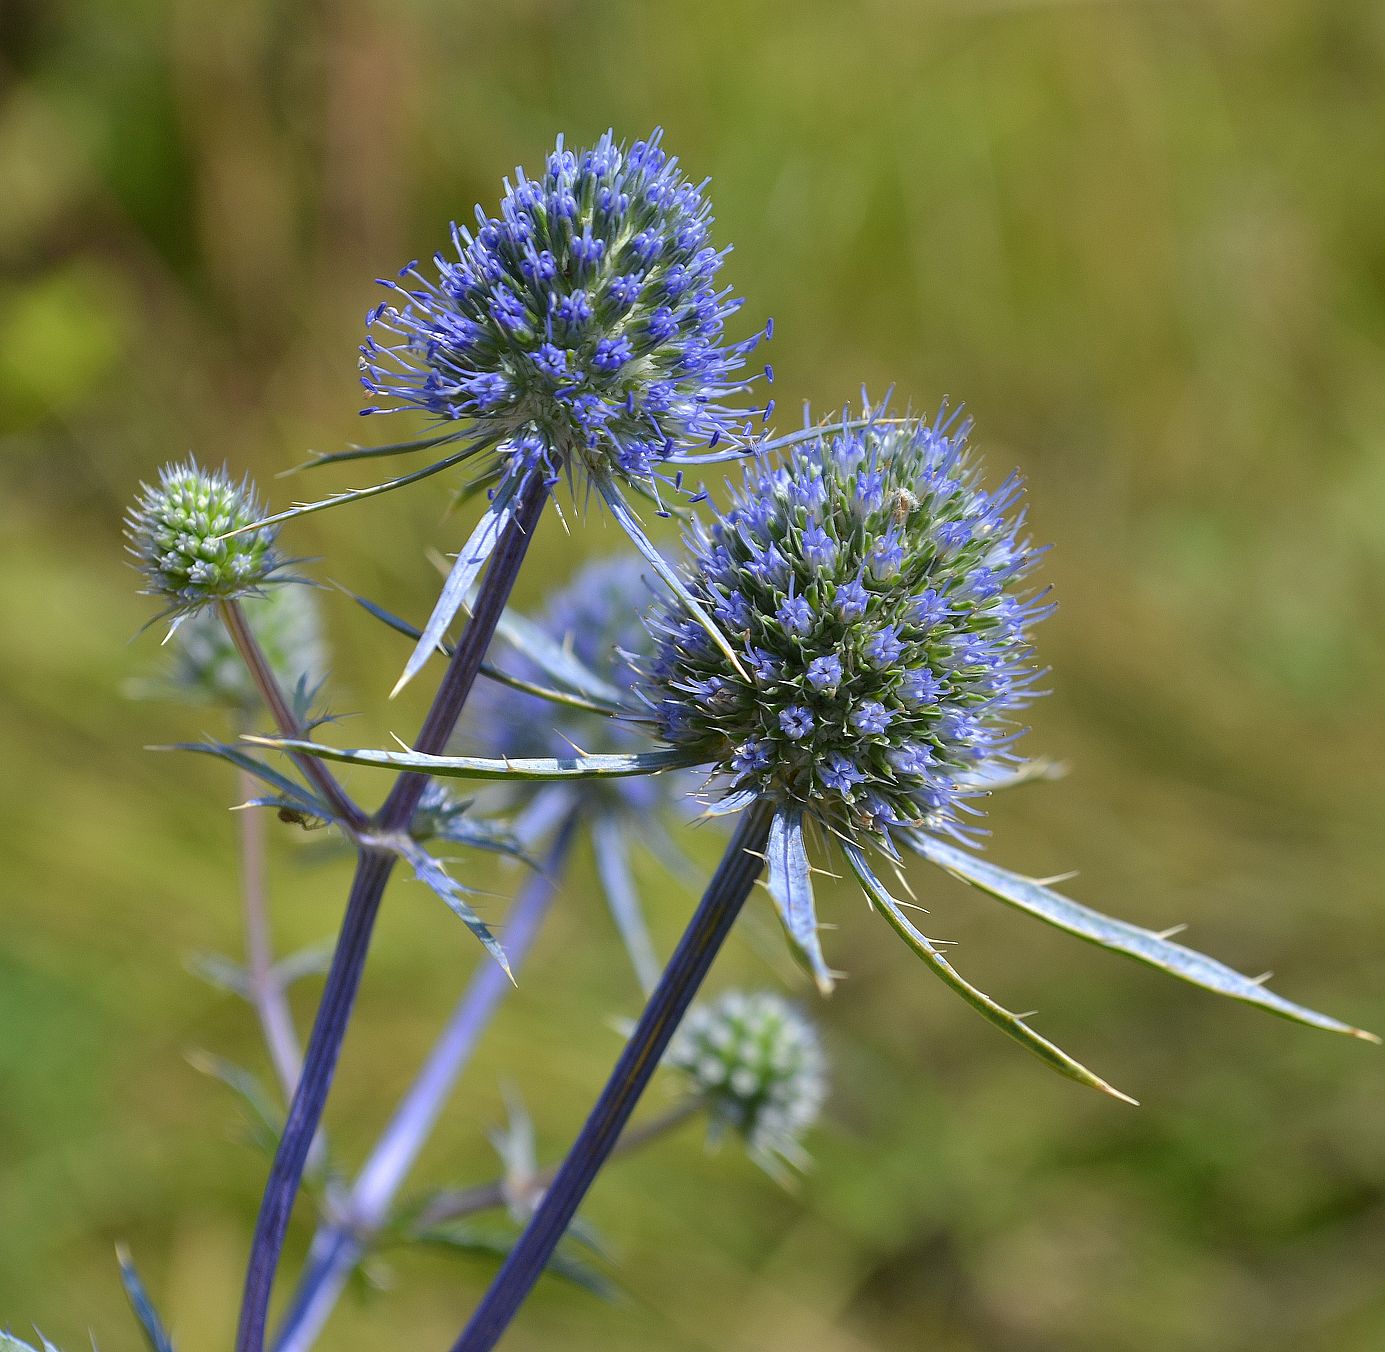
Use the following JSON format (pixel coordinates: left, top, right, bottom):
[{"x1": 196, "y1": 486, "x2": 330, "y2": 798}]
[
  {"x1": 591, "y1": 814, "x2": 661, "y2": 995},
  {"x1": 591, "y1": 469, "x2": 749, "y2": 681},
  {"x1": 187, "y1": 1052, "x2": 283, "y2": 1153},
  {"x1": 958, "y1": 758, "x2": 1068, "y2": 793},
  {"x1": 282, "y1": 428, "x2": 466, "y2": 475},
  {"x1": 1, "y1": 1333, "x2": 64, "y2": 1352},
  {"x1": 116, "y1": 1247, "x2": 176, "y2": 1352},
  {"x1": 246, "y1": 736, "x2": 702, "y2": 782},
  {"x1": 223, "y1": 438, "x2": 494, "y2": 538},
  {"x1": 912, "y1": 835, "x2": 1378, "y2": 1042},
  {"x1": 764, "y1": 806, "x2": 834, "y2": 995},
  {"x1": 842, "y1": 843, "x2": 1137, "y2": 1104},
  {"x1": 397, "y1": 840, "x2": 512, "y2": 979},
  {"x1": 157, "y1": 742, "x2": 330, "y2": 819},
  {"x1": 391, "y1": 466, "x2": 533, "y2": 697},
  {"x1": 485, "y1": 604, "x2": 629, "y2": 710},
  {"x1": 348, "y1": 590, "x2": 628, "y2": 718}
]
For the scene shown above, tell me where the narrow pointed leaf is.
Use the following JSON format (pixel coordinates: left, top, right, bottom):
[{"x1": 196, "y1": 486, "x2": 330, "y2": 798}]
[
  {"x1": 843, "y1": 843, "x2": 1137, "y2": 1104},
  {"x1": 698, "y1": 788, "x2": 759, "y2": 819},
  {"x1": 592, "y1": 469, "x2": 749, "y2": 681},
  {"x1": 913, "y1": 835, "x2": 1377, "y2": 1042},
  {"x1": 959, "y1": 758, "x2": 1068, "y2": 793},
  {"x1": 765, "y1": 807, "x2": 834, "y2": 994},
  {"x1": 187, "y1": 1052, "x2": 284, "y2": 1151},
  {"x1": 159, "y1": 742, "x2": 330, "y2": 819},
  {"x1": 1, "y1": 1332, "x2": 62, "y2": 1352},
  {"x1": 486, "y1": 604, "x2": 629, "y2": 710},
  {"x1": 398, "y1": 841, "x2": 512, "y2": 979},
  {"x1": 223, "y1": 440, "x2": 492, "y2": 538},
  {"x1": 591, "y1": 815, "x2": 661, "y2": 994},
  {"x1": 392, "y1": 468, "x2": 530, "y2": 697},
  {"x1": 246, "y1": 736, "x2": 702, "y2": 782},
  {"x1": 116, "y1": 1248, "x2": 176, "y2": 1352},
  {"x1": 348, "y1": 590, "x2": 629, "y2": 716},
  {"x1": 283, "y1": 428, "x2": 465, "y2": 475}
]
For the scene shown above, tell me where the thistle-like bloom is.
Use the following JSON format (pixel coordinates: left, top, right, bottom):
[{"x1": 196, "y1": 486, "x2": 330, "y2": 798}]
[
  {"x1": 666, "y1": 989, "x2": 826, "y2": 1176},
  {"x1": 265, "y1": 128, "x2": 777, "y2": 697},
  {"x1": 126, "y1": 460, "x2": 280, "y2": 619},
  {"x1": 648, "y1": 404, "x2": 1047, "y2": 847},
  {"x1": 362, "y1": 128, "x2": 764, "y2": 481}
]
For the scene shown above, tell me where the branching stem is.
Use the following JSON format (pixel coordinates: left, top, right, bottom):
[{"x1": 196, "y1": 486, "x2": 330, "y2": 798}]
[{"x1": 234, "y1": 468, "x2": 551, "y2": 1352}]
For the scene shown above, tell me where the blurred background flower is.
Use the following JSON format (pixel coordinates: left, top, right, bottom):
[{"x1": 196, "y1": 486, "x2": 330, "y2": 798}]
[{"x1": 2, "y1": 3, "x2": 1383, "y2": 1350}]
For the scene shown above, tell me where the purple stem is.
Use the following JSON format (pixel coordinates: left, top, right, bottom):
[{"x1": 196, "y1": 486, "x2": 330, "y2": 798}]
[{"x1": 449, "y1": 799, "x2": 774, "y2": 1351}]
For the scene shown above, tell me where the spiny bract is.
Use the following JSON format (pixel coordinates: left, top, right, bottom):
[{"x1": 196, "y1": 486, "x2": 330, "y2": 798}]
[
  {"x1": 666, "y1": 990, "x2": 826, "y2": 1172},
  {"x1": 125, "y1": 460, "x2": 280, "y2": 615},
  {"x1": 646, "y1": 405, "x2": 1050, "y2": 844},
  {"x1": 361, "y1": 128, "x2": 766, "y2": 482}
]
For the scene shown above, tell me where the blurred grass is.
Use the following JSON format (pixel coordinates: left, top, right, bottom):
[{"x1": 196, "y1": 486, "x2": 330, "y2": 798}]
[{"x1": 2, "y1": 1, "x2": 1384, "y2": 1348}]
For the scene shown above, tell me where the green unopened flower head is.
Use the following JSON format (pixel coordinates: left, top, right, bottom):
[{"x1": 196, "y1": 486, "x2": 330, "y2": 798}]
[
  {"x1": 126, "y1": 460, "x2": 280, "y2": 617},
  {"x1": 666, "y1": 989, "x2": 826, "y2": 1174}
]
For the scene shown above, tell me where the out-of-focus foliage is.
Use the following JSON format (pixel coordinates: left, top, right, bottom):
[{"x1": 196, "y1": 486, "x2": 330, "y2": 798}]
[{"x1": 1, "y1": 2, "x2": 1382, "y2": 1350}]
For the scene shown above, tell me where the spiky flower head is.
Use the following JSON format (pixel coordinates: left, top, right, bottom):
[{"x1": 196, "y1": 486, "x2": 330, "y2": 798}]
[
  {"x1": 465, "y1": 554, "x2": 675, "y2": 815},
  {"x1": 126, "y1": 460, "x2": 280, "y2": 616},
  {"x1": 140, "y1": 583, "x2": 325, "y2": 712},
  {"x1": 361, "y1": 128, "x2": 766, "y2": 483},
  {"x1": 666, "y1": 990, "x2": 826, "y2": 1173},
  {"x1": 646, "y1": 404, "x2": 1049, "y2": 845}
]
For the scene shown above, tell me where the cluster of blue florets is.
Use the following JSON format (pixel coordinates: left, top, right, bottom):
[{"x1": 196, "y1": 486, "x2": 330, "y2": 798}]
[
  {"x1": 361, "y1": 129, "x2": 766, "y2": 481},
  {"x1": 645, "y1": 408, "x2": 1051, "y2": 841}
]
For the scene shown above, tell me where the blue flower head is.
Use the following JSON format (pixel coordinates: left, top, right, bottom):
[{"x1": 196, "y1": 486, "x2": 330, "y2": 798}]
[
  {"x1": 646, "y1": 403, "x2": 1049, "y2": 844},
  {"x1": 361, "y1": 129, "x2": 766, "y2": 486}
]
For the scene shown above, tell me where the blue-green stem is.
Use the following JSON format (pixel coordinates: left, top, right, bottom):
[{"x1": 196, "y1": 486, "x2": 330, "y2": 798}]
[
  {"x1": 234, "y1": 467, "x2": 550, "y2": 1352},
  {"x1": 449, "y1": 798, "x2": 775, "y2": 1352},
  {"x1": 273, "y1": 806, "x2": 582, "y2": 1352}
]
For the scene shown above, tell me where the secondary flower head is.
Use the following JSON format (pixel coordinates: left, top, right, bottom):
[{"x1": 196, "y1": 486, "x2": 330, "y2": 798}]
[
  {"x1": 666, "y1": 989, "x2": 826, "y2": 1175},
  {"x1": 361, "y1": 128, "x2": 766, "y2": 484},
  {"x1": 646, "y1": 403, "x2": 1050, "y2": 845},
  {"x1": 126, "y1": 460, "x2": 280, "y2": 617}
]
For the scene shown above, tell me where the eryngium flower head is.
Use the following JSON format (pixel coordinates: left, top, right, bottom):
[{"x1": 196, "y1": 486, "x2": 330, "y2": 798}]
[
  {"x1": 361, "y1": 128, "x2": 765, "y2": 481},
  {"x1": 151, "y1": 583, "x2": 325, "y2": 712},
  {"x1": 126, "y1": 460, "x2": 279, "y2": 615},
  {"x1": 465, "y1": 554, "x2": 670, "y2": 814},
  {"x1": 646, "y1": 404, "x2": 1049, "y2": 843},
  {"x1": 666, "y1": 990, "x2": 826, "y2": 1173}
]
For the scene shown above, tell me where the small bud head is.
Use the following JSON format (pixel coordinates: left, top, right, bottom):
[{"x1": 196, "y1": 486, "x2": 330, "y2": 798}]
[
  {"x1": 667, "y1": 990, "x2": 826, "y2": 1169},
  {"x1": 126, "y1": 460, "x2": 278, "y2": 614}
]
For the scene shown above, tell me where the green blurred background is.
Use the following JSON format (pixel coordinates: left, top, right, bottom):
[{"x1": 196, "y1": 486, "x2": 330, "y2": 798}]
[{"x1": 3, "y1": 1, "x2": 1384, "y2": 1348}]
